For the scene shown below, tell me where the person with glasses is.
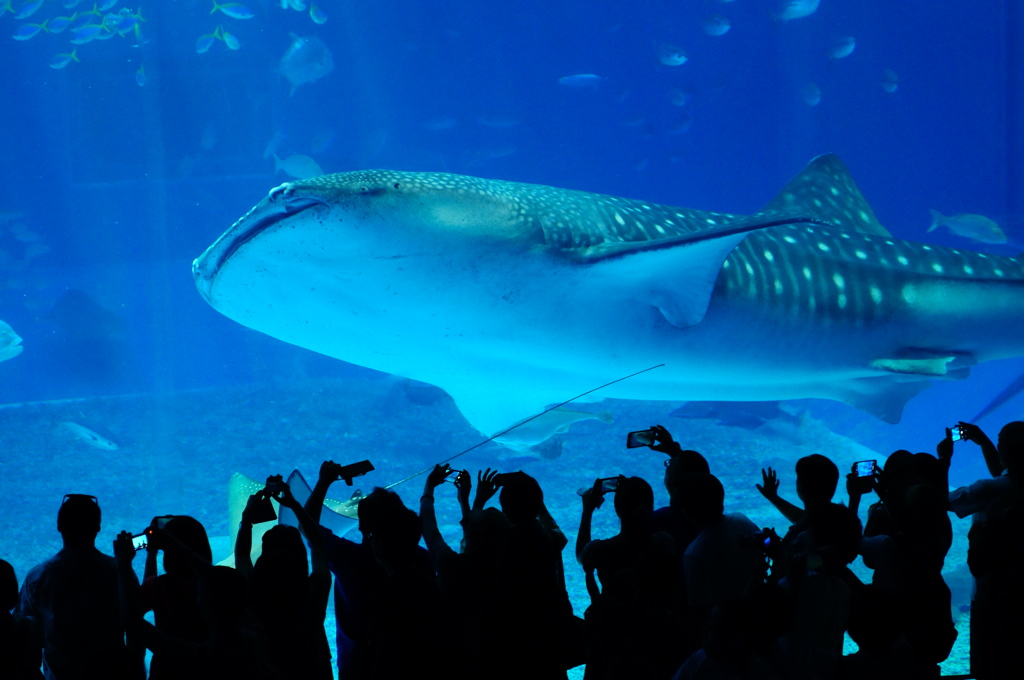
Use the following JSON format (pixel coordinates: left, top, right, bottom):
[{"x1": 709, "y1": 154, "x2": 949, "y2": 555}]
[{"x1": 18, "y1": 494, "x2": 140, "y2": 680}]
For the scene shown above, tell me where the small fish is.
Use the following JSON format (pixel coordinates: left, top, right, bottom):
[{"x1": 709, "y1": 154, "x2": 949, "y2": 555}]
[
  {"x1": 50, "y1": 49, "x2": 80, "y2": 69},
  {"x1": 278, "y1": 33, "x2": 334, "y2": 94},
  {"x1": 801, "y1": 82, "x2": 821, "y2": 106},
  {"x1": 98, "y1": 0, "x2": 118, "y2": 11},
  {"x1": 881, "y1": 68, "x2": 899, "y2": 93},
  {"x1": 60, "y1": 421, "x2": 119, "y2": 450},
  {"x1": 48, "y1": 14, "x2": 77, "y2": 34},
  {"x1": 701, "y1": 14, "x2": 731, "y2": 36},
  {"x1": 829, "y1": 36, "x2": 856, "y2": 60},
  {"x1": 929, "y1": 210, "x2": 1006, "y2": 244},
  {"x1": 12, "y1": 20, "x2": 47, "y2": 40},
  {"x1": 221, "y1": 28, "x2": 240, "y2": 50},
  {"x1": 196, "y1": 29, "x2": 219, "y2": 54},
  {"x1": 273, "y1": 152, "x2": 323, "y2": 179},
  {"x1": 135, "y1": 63, "x2": 146, "y2": 87},
  {"x1": 14, "y1": 0, "x2": 44, "y2": 20},
  {"x1": 777, "y1": 0, "x2": 820, "y2": 21},
  {"x1": 211, "y1": 1, "x2": 254, "y2": 19},
  {"x1": 0, "y1": 320, "x2": 23, "y2": 363},
  {"x1": 309, "y1": 4, "x2": 326, "y2": 24},
  {"x1": 69, "y1": 23, "x2": 105, "y2": 44},
  {"x1": 281, "y1": 0, "x2": 306, "y2": 10},
  {"x1": 658, "y1": 44, "x2": 688, "y2": 66},
  {"x1": 558, "y1": 73, "x2": 605, "y2": 88}
]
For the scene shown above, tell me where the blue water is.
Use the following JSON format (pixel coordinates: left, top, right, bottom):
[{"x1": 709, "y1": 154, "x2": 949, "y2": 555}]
[{"x1": 1, "y1": 1, "x2": 1022, "y2": 675}]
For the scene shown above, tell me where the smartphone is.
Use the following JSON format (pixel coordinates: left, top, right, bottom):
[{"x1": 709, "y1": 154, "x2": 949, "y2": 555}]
[
  {"x1": 598, "y1": 477, "x2": 619, "y2": 493},
  {"x1": 951, "y1": 425, "x2": 964, "y2": 442},
  {"x1": 131, "y1": 532, "x2": 148, "y2": 551},
  {"x1": 854, "y1": 460, "x2": 876, "y2": 477},
  {"x1": 626, "y1": 429, "x2": 656, "y2": 448},
  {"x1": 338, "y1": 460, "x2": 375, "y2": 484}
]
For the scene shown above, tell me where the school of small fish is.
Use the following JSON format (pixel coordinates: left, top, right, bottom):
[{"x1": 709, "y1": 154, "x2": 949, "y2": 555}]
[{"x1": 4, "y1": 0, "x2": 330, "y2": 86}]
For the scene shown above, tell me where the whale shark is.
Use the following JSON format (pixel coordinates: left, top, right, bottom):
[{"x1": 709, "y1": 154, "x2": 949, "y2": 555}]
[{"x1": 193, "y1": 155, "x2": 1024, "y2": 440}]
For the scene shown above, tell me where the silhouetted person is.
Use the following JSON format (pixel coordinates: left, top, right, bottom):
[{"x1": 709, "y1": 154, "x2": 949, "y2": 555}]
[
  {"x1": 1, "y1": 558, "x2": 42, "y2": 679},
  {"x1": 367, "y1": 502, "x2": 445, "y2": 679},
  {"x1": 114, "y1": 532, "x2": 276, "y2": 680},
  {"x1": 851, "y1": 455, "x2": 956, "y2": 678},
  {"x1": 137, "y1": 515, "x2": 212, "y2": 680},
  {"x1": 237, "y1": 477, "x2": 332, "y2": 680},
  {"x1": 772, "y1": 502, "x2": 863, "y2": 679},
  {"x1": 491, "y1": 471, "x2": 575, "y2": 680},
  {"x1": 678, "y1": 473, "x2": 762, "y2": 635},
  {"x1": 964, "y1": 421, "x2": 1024, "y2": 679},
  {"x1": 577, "y1": 475, "x2": 679, "y2": 679},
  {"x1": 649, "y1": 424, "x2": 710, "y2": 554},
  {"x1": 18, "y1": 494, "x2": 139, "y2": 680},
  {"x1": 757, "y1": 453, "x2": 839, "y2": 526},
  {"x1": 304, "y1": 461, "x2": 431, "y2": 680}
]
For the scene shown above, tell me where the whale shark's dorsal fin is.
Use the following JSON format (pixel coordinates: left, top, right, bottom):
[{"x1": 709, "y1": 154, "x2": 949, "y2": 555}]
[{"x1": 760, "y1": 154, "x2": 891, "y2": 237}]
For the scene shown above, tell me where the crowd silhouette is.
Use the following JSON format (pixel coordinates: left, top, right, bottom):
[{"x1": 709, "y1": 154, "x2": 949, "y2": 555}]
[{"x1": 3, "y1": 418, "x2": 1021, "y2": 680}]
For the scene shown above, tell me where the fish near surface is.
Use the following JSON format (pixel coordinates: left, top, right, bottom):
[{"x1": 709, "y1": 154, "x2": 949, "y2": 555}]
[
  {"x1": 278, "y1": 33, "x2": 333, "y2": 95},
  {"x1": 193, "y1": 155, "x2": 1024, "y2": 441}
]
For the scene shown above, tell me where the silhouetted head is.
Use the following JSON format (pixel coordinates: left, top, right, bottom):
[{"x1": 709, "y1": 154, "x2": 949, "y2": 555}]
[
  {"x1": 162, "y1": 516, "x2": 212, "y2": 575},
  {"x1": 0, "y1": 559, "x2": 17, "y2": 611},
  {"x1": 664, "y1": 449, "x2": 710, "y2": 502},
  {"x1": 795, "y1": 454, "x2": 839, "y2": 507},
  {"x1": 371, "y1": 506, "x2": 422, "y2": 573},
  {"x1": 57, "y1": 494, "x2": 101, "y2": 546},
  {"x1": 677, "y1": 473, "x2": 725, "y2": 528},
  {"x1": 911, "y1": 452, "x2": 944, "y2": 488},
  {"x1": 498, "y1": 471, "x2": 544, "y2": 524},
  {"x1": 998, "y1": 421, "x2": 1024, "y2": 474},
  {"x1": 880, "y1": 449, "x2": 915, "y2": 499},
  {"x1": 357, "y1": 487, "x2": 410, "y2": 539},
  {"x1": 806, "y1": 503, "x2": 862, "y2": 566},
  {"x1": 613, "y1": 476, "x2": 655, "y2": 527},
  {"x1": 257, "y1": 524, "x2": 308, "y2": 580}
]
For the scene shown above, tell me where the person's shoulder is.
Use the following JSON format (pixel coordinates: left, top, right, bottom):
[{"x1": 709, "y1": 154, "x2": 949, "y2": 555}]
[{"x1": 724, "y1": 512, "x2": 759, "y2": 532}]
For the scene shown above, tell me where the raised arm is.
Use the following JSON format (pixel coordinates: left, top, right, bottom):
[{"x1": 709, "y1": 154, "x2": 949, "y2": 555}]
[
  {"x1": 756, "y1": 467, "x2": 805, "y2": 525},
  {"x1": 959, "y1": 422, "x2": 1003, "y2": 477},
  {"x1": 575, "y1": 479, "x2": 604, "y2": 564},
  {"x1": 305, "y1": 460, "x2": 344, "y2": 526},
  {"x1": 235, "y1": 490, "x2": 269, "y2": 580}
]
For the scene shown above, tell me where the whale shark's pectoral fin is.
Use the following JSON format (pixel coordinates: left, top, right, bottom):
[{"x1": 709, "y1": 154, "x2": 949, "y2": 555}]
[{"x1": 579, "y1": 214, "x2": 829, "y2": 328}]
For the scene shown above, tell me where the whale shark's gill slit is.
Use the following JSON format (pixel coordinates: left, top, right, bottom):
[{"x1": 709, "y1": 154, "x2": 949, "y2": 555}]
[{"x1": 214, "y1": 198, "x2": 326, "y2": 274}]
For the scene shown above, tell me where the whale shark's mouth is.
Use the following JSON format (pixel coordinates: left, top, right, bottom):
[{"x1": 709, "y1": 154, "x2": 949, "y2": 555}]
[{"x1": 193, "y1": 184, "x2": 328, "y2": 294}]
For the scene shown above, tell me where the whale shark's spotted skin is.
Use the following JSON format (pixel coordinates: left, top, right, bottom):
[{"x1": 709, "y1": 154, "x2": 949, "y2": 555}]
[{"x1": 194, "y1": 155, "x2": 1024, "y2": 438}]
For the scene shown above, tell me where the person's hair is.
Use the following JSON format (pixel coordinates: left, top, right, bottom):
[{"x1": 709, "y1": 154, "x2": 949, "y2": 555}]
[
  {"x1": 257, "y1": 524, "x2": 308, "y2": 578},
  {"x1": 499, "y1": 472, "x2": 544, "y2": 523},
  {"x1": 358, "y1": 487, "x2": 409, "y2": 537},
  {"x1": 57, "y1": 494, "x2": 101, "y2": 537},
  {"x1": 677, "y1": 473, "x2": 725, "y2": 526},
  {"x1": 664, "y1": 449, "x2": 710, "y2": 500},
  {"x1": 163, "y1": 516, "x2": 212, "y2": 574},
  {"x1": 613, "y1": 476, "x2": 655, "y2": 525},
  {"x1": 795, "y1": 454, "x2": 839, "y2": 504}
]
